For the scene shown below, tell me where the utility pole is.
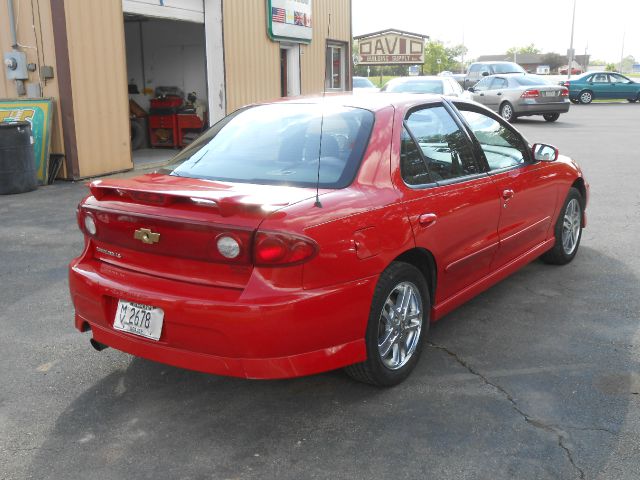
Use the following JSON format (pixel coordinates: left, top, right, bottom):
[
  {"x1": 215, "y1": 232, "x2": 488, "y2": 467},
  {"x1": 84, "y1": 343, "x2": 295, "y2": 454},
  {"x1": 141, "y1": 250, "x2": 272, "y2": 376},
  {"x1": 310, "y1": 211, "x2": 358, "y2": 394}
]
[
  {"x1": 619, "y1": 32, "x2": 625, "y2": 73},
  {"x1": 567, "y1": 0, "x2": 577, "y2": 80}
]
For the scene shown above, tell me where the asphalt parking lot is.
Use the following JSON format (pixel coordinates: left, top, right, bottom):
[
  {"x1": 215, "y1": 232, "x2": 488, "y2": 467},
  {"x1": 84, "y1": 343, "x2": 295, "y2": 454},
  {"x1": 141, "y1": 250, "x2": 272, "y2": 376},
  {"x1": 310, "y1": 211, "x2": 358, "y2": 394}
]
[{"x1": 1, "y1": 103, "x2": 639, "y2": 480}]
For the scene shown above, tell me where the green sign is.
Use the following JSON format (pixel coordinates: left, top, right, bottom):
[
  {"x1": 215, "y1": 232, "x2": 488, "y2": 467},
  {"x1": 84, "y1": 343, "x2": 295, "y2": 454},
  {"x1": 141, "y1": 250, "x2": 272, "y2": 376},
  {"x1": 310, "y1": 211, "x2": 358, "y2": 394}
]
[
  {"x1": 0, "y1": 99, "x2": 54, "y2": 185},
  {"x1": 267, "y1": 0, "x2": 313, "y2": 43}
]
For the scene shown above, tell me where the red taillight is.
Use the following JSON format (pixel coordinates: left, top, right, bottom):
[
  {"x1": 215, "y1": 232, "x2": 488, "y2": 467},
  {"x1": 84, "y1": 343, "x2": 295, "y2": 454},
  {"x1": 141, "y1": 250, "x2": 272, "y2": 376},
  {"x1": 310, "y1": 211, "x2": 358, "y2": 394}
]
[
  {"x1": 77, "y1": 208, "x2": 97, "y2": 236},
  {"x1": 253, "y1": 231, "x2": 317, "y2": 267},
  {"x1": 561, "y1": 88, "x2": 569, "y2": 97},
  {"x1": 521, "y1": 89, "x2": 540, "y2": 98}
]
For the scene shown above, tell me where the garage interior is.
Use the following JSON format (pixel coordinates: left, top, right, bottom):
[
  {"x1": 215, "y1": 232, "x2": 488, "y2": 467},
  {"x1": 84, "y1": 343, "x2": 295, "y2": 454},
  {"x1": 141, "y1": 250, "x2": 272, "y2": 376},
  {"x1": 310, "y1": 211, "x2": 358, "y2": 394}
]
[{"x1": 124, "y1": 15, "x2": 208, "y2": 169}]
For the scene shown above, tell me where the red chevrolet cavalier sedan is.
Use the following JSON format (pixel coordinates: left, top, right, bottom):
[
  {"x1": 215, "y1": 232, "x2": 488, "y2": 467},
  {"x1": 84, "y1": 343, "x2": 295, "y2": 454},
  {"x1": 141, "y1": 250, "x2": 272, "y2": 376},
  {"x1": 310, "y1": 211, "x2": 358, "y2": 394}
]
[{"x1": 69, "y1": 95, "x2": 588, "y2": 386}]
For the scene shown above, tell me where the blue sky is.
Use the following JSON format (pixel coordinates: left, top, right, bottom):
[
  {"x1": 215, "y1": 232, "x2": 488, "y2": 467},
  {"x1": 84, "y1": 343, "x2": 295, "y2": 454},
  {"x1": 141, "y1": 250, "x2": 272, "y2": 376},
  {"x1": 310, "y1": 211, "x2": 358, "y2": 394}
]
[{"x1": 352, "y1": 0, "x2": 638, "y2": 63}]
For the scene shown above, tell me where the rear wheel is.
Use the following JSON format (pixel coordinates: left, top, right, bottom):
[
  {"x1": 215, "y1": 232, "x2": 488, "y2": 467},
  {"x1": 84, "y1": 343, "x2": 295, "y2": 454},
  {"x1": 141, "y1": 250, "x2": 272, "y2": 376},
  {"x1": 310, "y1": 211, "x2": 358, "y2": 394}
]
[
  {"x1": 541, "y1": 187, "x2": 584, "y2": 265},
  {"x1": 578, "y1": 90, "x2": 593, "y2": 104},
  {"x1": 543, "y1": 113, "x2": 560, "y2": 122},
  {"x1": 499, "y1": 102, "x2": 516, "y2": 122},
  {"x1": 345, "y1": 262, "x2": 429, "y2": 387},
  {"x1": 570, "y1": 98, "x2": 580, "y2": 104}
]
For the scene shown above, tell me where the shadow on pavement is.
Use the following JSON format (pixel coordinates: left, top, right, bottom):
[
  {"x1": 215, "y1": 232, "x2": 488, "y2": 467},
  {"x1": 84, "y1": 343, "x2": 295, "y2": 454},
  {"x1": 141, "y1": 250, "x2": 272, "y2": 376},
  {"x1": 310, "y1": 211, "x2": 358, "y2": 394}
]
[{"x1": 28, "y1": 246, "x2": 639, "y2": 480}]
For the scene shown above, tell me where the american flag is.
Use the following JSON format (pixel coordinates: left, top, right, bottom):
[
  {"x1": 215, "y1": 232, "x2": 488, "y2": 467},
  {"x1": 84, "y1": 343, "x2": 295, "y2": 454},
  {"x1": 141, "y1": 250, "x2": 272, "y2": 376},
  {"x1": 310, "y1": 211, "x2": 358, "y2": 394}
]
[{"x1": 272, "y1": 7, "x2": 286, "y2": 23}]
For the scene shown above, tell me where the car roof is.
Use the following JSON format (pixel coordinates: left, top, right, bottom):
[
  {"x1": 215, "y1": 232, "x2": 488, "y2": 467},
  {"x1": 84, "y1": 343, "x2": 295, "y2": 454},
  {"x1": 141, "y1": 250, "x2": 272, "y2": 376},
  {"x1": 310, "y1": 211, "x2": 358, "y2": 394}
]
[{"x1": 268, "y1": 92, "x2": 451, "y2": 112}]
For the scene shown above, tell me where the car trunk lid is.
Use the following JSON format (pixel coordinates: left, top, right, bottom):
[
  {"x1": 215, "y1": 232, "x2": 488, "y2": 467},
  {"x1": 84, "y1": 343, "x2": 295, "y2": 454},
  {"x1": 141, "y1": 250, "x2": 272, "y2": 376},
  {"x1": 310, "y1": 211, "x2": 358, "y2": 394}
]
[{"x1": 80, "y1": 173, "x2": 318, "y2": 288}]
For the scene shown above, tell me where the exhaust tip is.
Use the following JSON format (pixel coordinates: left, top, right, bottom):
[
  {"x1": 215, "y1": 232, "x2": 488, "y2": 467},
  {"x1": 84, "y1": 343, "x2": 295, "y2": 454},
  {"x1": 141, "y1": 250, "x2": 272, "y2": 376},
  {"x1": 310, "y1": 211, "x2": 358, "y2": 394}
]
[{"x1": 90, "y1": 338, "x2": 109, "y2": 352}]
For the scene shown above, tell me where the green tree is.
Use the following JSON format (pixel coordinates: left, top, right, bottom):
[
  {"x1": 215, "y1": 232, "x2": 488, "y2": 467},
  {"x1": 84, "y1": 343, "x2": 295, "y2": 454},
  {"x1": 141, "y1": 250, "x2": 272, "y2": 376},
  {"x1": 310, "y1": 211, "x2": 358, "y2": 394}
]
[
  {"x1": 422, "y1": 41, "x2": 466, "y2": 74},
  {"x1": 541, "y1": 53, "x2": 564, "y2": 72},
  {"x1": 620, "y1": 55, "x2": 635, "y2": 73},
  {"x1": 605, "y1": 63, "x2": 617, "y2": 72},
  {"x1": 506, "y1": 44, "x2": 541, "y2": 56}
]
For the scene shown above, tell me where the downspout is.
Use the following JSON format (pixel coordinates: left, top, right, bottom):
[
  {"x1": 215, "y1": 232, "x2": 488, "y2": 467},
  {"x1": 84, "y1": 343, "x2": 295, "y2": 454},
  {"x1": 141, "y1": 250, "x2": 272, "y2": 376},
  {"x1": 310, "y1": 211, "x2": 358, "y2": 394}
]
[{"x1": 7, "y1": 0, "x2": 18, "y2": 50}]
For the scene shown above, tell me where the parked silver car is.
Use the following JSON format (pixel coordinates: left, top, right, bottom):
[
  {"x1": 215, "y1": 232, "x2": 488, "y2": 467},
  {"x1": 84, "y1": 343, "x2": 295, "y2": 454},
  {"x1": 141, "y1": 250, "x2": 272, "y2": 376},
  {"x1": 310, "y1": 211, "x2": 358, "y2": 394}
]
[
  {"x1": 464, "y1": 73, "x2": 570, "y2": 122},
  {"x1": 380, "y1": 76, "x2": 464, "y2": 97}
]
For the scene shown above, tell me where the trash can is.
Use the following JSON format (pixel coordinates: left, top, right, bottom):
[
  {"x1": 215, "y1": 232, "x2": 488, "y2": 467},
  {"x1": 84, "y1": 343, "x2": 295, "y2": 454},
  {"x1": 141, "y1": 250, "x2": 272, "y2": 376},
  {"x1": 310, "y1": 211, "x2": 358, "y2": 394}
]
[{"x1": 0, "y1": 121, "x2": 37, "y2": 195}]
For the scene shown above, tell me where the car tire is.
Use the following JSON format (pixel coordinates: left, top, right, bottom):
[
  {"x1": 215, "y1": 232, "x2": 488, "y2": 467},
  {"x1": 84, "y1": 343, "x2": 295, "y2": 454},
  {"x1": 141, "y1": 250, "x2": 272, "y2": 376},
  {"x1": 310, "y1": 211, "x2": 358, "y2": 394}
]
[
  {"x1": 578, "y1": 90, "x2": 593, "y2": 104},
  {"x1": 541, "y1": 187, "x2": 584, "y2": 265},
  {"x1": 499, "y1": 102, "x2": 516, "y2": 122},
  {"x1": 543, "y1": 113, "x2": 560, "y2": 122},
  {"x1": 570, "y1": 98, "x2": 580, "y2": 104},
  {"x1": 344, "y1": 261, "x2": 430, "y2": 387}
]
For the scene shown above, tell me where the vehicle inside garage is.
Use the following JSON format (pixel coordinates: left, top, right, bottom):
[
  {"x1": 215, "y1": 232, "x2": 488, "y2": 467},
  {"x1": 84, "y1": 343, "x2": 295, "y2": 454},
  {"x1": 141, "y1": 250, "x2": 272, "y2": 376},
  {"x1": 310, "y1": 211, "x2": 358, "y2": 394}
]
[{"x1": 124, "y1": 15, "x2": 208, "y2": 169}]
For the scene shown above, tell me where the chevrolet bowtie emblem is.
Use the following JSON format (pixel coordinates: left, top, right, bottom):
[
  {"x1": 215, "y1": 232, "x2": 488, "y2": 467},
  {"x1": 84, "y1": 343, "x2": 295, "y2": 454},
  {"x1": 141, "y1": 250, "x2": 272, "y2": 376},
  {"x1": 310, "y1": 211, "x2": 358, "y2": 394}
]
[{"x1": 134, "y1": 228, "x2": 160, "y2": 244}]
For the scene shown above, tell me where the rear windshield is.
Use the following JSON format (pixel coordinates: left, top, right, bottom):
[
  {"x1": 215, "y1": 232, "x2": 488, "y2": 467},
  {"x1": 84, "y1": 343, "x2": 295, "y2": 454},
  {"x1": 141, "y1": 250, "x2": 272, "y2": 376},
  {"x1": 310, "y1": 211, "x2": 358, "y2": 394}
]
[
  {"x1": 513, "y1": 75, "x2": 551, "y2": 86},
  {"x1": 383, "y1": 79, "x2": 444, "y2": 94},
  {"x1": 354, "y1": 77, "x2": 375, "y2": 88},
  {"x1": 493, "y1": 63, "x2": 526, "y2": 74},
  {"x1": 161, "y1": 104, "x2": 375, "y2": 189}
]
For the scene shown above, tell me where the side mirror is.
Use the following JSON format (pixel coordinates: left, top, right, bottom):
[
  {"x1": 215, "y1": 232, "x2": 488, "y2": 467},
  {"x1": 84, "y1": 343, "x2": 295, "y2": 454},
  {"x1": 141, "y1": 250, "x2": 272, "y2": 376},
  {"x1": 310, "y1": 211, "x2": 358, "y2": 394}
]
[
  {"x1": 467, "y1": 86, "x2": 476, "y2": 92},
  {"x1": 532, "y1": 143, "x2": 558, "y2": 162},
  {"x1": 481, "y1": 71, "x2": 489, "y2": 77}
]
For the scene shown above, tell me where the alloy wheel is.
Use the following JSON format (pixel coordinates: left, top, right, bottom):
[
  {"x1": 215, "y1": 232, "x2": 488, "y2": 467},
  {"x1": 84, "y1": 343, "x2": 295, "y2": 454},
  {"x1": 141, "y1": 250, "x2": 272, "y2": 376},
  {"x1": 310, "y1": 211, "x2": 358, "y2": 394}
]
[
  {"x1": 562, "y1": 198, "x2": 581, "y2": 255},
  {"x1": 377, "y1": 281, "x2": 423, "y2": 370}
]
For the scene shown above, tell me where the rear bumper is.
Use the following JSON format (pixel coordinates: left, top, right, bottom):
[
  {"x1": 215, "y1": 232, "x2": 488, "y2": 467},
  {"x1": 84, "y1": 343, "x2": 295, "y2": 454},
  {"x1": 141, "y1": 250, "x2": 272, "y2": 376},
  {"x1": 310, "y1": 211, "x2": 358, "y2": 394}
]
[
  {"x1": 69, "y1": 257, "x2": 376, "y2": 379},
  {"x1": 515, "y1": 100, "x2": 571, "y2": 116}
]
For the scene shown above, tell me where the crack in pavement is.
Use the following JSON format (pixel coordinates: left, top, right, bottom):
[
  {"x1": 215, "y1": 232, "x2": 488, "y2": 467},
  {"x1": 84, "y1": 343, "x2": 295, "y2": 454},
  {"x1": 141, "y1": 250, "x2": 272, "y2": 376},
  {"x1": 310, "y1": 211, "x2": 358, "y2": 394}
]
[{"x1": 428, "y1": 342, "x2": 586, "y2": 479}]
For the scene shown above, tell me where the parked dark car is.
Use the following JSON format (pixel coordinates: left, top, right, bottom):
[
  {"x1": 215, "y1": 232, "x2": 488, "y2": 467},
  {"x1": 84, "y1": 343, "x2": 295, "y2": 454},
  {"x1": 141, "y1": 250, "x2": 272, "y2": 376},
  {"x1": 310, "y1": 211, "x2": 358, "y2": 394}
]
[{"x1": 561, "y1": 72, "x2": 640, "y2": 104}]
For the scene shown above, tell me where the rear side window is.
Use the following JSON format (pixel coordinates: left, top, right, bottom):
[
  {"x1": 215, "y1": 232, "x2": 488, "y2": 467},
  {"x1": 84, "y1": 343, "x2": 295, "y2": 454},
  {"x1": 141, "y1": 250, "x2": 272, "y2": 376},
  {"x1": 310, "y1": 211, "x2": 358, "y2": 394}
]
[
  {"x1": 403, "y1": 106, "x2": 481, "y2": 183},
  {"x1": 400, "y1": 127, "x2": 431, "y2": 185},
  {"x1": 490, "y1": 77, "x2": 508, "y2": 89},
  {"x1": 163, "y1": 104, "x2": 374, "y2": 189}
]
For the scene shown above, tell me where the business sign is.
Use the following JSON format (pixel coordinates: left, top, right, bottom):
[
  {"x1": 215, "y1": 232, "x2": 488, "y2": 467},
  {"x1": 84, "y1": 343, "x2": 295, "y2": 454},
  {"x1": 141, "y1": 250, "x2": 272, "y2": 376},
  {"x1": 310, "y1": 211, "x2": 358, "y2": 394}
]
[
  {"x1": 358, "y1": 32, "x2": 425, "y2": 65},
  {"x1": 267, "y1": 0, "x2": 312, "y2": 43},
  {"x1": 0, "y1": 99, "x2": 54, "y2": 185}
]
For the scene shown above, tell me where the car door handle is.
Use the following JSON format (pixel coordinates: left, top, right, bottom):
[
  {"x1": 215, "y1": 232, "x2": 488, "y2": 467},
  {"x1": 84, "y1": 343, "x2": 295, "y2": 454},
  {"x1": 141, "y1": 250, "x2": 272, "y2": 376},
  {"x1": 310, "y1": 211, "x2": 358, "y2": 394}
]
[
  {"x1": 502, "y1": 189, "x2": 515, "y2": 200},
  {"x1": 479, "y1": 93, "x2": 484, "y2": 96},
  {"x1": 419, "y1": 213, "x2": 437, "y2": 227},
  {"x1": 497, "y1": 92, "x2": 502, "y2": 96}
]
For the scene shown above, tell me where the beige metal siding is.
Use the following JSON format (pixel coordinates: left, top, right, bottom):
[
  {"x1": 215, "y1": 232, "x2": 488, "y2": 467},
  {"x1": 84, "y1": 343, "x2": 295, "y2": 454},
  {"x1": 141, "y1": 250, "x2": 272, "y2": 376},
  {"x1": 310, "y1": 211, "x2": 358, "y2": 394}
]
[
  {"x1": 301, "y1": 0, "x2": 352, "y2": 94},
  {"x1": 64, "y1": 0, "x2": 132, "y2": 177},
  {"x1": 222, "y1": 0, "x2": 280, "y2": 113},
  {"x1": 0, "y1": 0, "x2": 65, "y2": 162},
  {"x1": 222, "y1": 0, "x2": 351, "y2": 113}
]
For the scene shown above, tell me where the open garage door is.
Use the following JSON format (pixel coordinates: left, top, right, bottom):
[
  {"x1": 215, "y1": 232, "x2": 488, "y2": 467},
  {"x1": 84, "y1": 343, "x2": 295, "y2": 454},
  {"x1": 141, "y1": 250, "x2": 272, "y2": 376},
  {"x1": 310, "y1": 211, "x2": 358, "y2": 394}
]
[{"x1": 124, "y1": 13, "x2": 208, "y2": 168}]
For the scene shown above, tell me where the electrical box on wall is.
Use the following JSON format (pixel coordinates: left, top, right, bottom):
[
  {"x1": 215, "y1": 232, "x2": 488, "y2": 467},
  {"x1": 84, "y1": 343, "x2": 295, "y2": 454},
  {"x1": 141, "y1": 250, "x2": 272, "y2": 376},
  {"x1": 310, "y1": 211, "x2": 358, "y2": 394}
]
[{"x1": 4, "y1": 51, "x2": 28, "y2": 80}]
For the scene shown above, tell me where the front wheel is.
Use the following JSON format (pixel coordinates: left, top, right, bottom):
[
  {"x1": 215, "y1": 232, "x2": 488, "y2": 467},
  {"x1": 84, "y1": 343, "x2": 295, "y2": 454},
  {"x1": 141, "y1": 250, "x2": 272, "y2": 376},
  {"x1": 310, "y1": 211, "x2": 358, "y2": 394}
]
[
  {"x1": 344, "y1": 262, "x2": 430, "y2": 387},
  {"x1": 541, "y1": 187, "x2": 584, "y2": 265},
  {"x1": 543, "y1": 113, "x2": 560, "y2": 122},
  {"x1": 499, "y1": 102, "x2": 516, "y2": 122}
]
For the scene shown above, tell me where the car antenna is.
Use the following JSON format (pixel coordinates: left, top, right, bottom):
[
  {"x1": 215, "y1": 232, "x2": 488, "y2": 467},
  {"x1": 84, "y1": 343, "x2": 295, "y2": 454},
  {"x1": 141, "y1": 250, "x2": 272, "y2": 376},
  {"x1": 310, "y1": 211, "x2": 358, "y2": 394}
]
[{"x1": 314, "y1": 13, "x2": 331, "y2": 208}]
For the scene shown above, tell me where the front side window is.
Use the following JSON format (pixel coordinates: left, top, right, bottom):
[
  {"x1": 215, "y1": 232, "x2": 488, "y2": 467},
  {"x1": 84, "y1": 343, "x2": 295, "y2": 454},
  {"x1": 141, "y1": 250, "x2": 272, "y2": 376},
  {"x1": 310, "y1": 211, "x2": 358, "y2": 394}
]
[
  {"x1": 404, "y1": 106, "x2": 481, "y2": 182},
  {"x1": 473, "y1": 77, "x2": 492, "y2": 91},
  {"x1": 457, "y1": 106, "x2": 529, "y2": 171},
  {"x1": 609, "y1": 74, "x2": 630, "y2": 84},
  {"x1": 162, "y1": 104, "x2": 374, "y2": 188}
]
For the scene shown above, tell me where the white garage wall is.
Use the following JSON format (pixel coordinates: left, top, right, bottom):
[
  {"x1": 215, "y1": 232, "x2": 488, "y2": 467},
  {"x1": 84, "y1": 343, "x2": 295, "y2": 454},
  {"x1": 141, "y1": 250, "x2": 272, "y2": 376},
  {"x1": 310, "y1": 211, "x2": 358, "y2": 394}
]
[{"x1": 124, "y1": 19, "x2": 207, "y2": 110}]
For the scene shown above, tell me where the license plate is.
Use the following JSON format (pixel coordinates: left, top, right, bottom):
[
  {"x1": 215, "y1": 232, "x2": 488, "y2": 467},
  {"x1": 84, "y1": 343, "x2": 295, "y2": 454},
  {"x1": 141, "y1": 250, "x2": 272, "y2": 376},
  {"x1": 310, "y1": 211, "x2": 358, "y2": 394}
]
[
  {"x1": 542, "y1": 91, "x2": 557, "y2": 97},
  {"x1": 114, "y1": 300, "x2": 164, "y2": 341}
]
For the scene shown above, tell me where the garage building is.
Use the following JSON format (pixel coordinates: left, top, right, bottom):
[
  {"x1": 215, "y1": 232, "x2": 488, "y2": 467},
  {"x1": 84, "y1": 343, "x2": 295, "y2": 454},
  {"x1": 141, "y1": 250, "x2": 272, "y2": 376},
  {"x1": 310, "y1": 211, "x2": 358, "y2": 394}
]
[{"x1": 0, "y1": 0, "x2": 352, "y2": 179}]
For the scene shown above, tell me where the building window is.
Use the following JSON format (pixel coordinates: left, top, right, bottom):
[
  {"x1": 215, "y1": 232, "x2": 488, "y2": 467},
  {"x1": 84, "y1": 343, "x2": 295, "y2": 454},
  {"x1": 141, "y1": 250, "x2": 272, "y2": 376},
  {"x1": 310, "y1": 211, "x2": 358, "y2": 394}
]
[{"x1": 325, "y1": 42, "x2": 347, "y2": 91}]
